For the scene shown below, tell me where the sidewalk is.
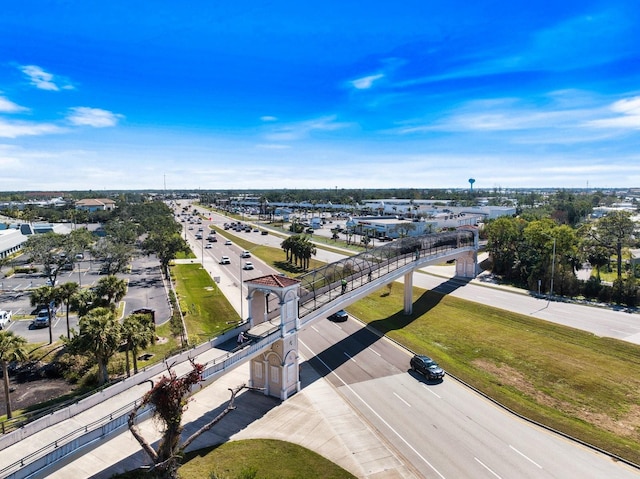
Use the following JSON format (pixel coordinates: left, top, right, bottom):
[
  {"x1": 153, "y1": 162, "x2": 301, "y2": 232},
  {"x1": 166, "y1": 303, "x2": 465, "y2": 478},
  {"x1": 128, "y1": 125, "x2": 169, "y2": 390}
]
[{"x1": 45, "y1": 356, "x2": 417, "y2": 479}]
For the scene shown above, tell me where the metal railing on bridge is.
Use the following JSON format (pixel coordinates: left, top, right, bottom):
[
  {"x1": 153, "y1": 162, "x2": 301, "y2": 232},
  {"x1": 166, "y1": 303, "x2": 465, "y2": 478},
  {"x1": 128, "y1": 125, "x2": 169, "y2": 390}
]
[{"x1": 297, "y1": 229, "x2": 475, "y2": 317}]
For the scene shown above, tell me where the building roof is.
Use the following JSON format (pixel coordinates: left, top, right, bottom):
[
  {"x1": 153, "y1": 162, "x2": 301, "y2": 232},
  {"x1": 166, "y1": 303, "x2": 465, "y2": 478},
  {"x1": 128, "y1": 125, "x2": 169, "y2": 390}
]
[
  {"x1": 245, "y1": 274, "x2": 300, "y2": 288},
  {"x1": 75, "y1": 198, "x2": 116, "y2": 207}
]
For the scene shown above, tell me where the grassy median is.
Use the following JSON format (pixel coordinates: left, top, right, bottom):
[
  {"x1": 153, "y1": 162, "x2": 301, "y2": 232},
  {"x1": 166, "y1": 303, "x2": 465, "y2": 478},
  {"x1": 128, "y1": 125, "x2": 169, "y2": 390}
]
[{"x1": 348, "y1": 284, "x2": 640, "y2": 465}]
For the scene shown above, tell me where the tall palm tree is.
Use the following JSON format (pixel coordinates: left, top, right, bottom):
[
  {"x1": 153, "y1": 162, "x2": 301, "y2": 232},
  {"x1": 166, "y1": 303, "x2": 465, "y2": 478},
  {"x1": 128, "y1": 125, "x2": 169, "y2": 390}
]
[
  {"x1": 122, "y1": 313, "x2": 156, "y2": 376},
  {"x1": 71, "y1": 307, "x2": 121, "y2": 385},
  {"x1": 95, "y1": 275, "x2": 127, "y2": 307},
  {"x1": 0, "y1": 330, "x2": 28, "y2": 419},
  {"x1": 29, "y1": 286, "x2": 58, "y2": 345},
  {"x1": 58, "y1": 282, "x2": 80, "y2": 339}
]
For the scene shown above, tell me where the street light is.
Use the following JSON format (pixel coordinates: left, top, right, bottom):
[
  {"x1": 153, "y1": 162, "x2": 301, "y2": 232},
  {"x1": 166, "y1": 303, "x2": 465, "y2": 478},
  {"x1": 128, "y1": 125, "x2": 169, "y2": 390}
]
[{"x1": 549, "y1": 237, "x2": 556, "y2": 298}]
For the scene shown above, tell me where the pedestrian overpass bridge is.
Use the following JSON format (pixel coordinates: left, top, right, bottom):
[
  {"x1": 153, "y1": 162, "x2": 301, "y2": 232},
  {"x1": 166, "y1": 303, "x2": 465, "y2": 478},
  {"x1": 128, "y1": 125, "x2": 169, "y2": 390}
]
[{"x1": 0, "y1": 228, "x2": 477, "y2": 479}]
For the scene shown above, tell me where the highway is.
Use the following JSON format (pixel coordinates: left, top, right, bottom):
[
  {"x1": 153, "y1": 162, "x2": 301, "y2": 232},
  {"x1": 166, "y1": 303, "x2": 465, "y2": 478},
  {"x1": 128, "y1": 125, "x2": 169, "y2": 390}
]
[{"x1": 184, "y1": 205, "x2": 640, "y2": 478}]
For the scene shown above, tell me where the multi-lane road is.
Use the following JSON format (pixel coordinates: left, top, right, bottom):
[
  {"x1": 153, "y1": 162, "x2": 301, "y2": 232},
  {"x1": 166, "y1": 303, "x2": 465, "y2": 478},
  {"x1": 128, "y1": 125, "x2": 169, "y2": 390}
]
[{"x1": 182, "y1": 206, "x2": 640, "y2": 478}]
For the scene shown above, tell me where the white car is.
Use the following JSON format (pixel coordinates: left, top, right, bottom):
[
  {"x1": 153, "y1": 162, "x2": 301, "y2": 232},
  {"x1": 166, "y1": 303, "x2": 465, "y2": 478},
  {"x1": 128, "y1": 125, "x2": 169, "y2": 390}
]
[
  {"x1": 225, "y1": 240, "x2": 232, "y2": 246},
  {"x1": 243, "y1": 262, "x2": 254, "y2": 270},
  {"x1": 240, "y1": 250, "x2": 251, "y2": 258},
  {"x1": 205, "y1": 243, "x2": 212, "y2": 249},
  {"x1": 219, "y1": 256, "x2": 231, "y2": 265}
]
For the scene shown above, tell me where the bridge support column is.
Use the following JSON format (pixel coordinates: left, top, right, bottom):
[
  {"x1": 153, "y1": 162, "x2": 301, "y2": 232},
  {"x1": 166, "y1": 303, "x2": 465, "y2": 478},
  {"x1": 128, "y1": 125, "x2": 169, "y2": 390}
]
[
  {"x1": 249, "y1": 333, "x2": 300, "y2": 400},
  {"x1": 403, "y1": 271, "x2": 413, "y2": 315}
]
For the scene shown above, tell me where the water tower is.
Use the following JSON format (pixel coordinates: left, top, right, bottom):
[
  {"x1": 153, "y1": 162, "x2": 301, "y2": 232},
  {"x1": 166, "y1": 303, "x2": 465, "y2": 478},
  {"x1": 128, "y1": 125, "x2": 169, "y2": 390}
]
[{"x1": 468, "y1": 178, "x2": 475, "y2": 192}]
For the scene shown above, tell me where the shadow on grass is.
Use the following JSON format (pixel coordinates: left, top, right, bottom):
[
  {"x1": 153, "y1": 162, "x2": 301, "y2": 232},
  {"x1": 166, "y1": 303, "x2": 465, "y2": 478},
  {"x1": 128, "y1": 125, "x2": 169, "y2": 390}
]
[{"x1": 305, "y1": 277, "x2": 468, "y2": 381}]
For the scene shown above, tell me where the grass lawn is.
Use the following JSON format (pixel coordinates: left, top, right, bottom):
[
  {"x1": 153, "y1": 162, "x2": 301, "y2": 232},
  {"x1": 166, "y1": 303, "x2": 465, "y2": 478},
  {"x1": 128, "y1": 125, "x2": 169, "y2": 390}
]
[
  {"x1": 172, "y1": 263, "x2": 239, "y2": 344},
  {"x1": 178, "y1": 439, "x2": 356, "y2": 479},
  {"x1": 348, "y1": 284, "x2": 640, "y2": 465}
]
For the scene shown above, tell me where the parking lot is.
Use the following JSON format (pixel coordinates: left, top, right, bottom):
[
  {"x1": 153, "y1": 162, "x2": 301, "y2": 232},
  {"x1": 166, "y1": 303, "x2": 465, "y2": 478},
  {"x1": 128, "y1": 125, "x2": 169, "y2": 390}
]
[{"x1": 0, "y1": 254, "x2": 170, "y2": 343}]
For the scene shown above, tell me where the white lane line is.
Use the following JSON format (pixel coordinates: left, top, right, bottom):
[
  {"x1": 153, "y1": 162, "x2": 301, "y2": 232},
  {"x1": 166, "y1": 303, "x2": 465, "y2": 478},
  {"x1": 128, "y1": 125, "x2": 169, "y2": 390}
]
[
  {"x1": 343, "y1": 352, "x2": 356, "y2": 362},
  {"x1": 421, "y1": 383, "x2": 441, "y2": 399},
  {"x1": 367, "y1": 346, "x2": 381, "y2": 356},
  {"x1": 311, "y1": 326, "x2": 319, "y2": 333},
  {"x1": 393, "y1": 392, "x2": 411, "y2": 407},
  {"x1": 509, "y1": 445, "x2": 542, "y2": 469},
  {"x1": 474, "y1": 457, "x2": 503, "y2": 478},
  {"x1": 300, "y1": 339, "x2": 446, "y2": 479}
]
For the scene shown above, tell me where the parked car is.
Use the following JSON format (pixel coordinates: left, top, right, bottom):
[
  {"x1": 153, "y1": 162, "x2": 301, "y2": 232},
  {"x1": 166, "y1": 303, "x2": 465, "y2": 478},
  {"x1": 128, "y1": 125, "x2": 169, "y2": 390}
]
[
  {"x1": 327, "y1": 310, "x2": 348, "y2": 322},
  {"x1": 240, "y1": 250, "x2": 251, "y2": 258},
  {"x1": 219, "y1": 256, "x2": 231, "y2": 265},
  {"x1": 243, "y1": 261, "x2": 254, "y2": 270},
  {"x1": 0, "y1": 310, "x2": 12, "y2": 329},
  {"x1": 32, "y1": 309, "x2": 52, "y2": 329},
  {"x1": 409, "y1": 354, "x2": 445, "y2": 380}
]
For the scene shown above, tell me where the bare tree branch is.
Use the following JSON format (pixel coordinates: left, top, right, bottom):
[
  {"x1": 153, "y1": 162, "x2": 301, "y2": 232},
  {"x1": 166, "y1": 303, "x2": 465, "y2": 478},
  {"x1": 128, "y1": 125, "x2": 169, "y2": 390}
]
[{"x1": 181, "y1": 384, "x2": 247, "y2": 451}]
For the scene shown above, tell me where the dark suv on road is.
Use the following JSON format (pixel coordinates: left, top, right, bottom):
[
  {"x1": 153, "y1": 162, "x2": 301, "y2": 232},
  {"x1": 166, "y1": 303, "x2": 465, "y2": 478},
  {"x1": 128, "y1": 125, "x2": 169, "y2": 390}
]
[
  {"x1": 327, "y1": 310, "x2": 348, "y2": 322},
  {"x1": 410, "y1": 354, "x2": 445, "y2": 380}
]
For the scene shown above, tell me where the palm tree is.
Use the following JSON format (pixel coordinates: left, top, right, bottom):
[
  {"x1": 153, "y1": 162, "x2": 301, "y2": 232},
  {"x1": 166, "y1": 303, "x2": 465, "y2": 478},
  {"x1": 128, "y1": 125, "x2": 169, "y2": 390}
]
[
  {"x1": 58, "y1": 282, "x2": 80, "y2": 339},
  {"x1": 0, "y1": 330, "x2": 28, "y2": 419},
  {"x1": 29, "y1": 286, "x2": 58, "y2": 345},
  {"x1": 70, "y1": 307, "x2": 121, "y2": 385},
  {"x1": 95, "y1": 275, "x2": 127, "y2": 307},
  {"x1": 122, "y1": 313, "x2": 156, "y2": 376}
]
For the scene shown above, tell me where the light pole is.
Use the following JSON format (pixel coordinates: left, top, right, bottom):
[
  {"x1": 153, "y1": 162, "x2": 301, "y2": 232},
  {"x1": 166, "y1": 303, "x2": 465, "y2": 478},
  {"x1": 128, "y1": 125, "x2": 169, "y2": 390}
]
[{"x1": 549, "y1": 237, "x2": 556, "y2": 298}]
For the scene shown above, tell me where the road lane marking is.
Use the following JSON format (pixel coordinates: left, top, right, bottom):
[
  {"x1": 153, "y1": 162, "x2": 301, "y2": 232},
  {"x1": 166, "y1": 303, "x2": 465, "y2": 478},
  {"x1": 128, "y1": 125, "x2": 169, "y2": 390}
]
[
  {"x1": 367, "y1": 346, "x2": 381, "y2": 356},
  {"x1": 474, "y1": 457, "x2": 503, "y2": 478},
  {"x1": 509, "y1": 445, "x2": 542, "y2": 468},
  {"x1": 300, "y1": 339, "x2": 447, "y2": 479},
  {"x1": 421, "y1": 383, "x2": 441, "y2": 398},
  {"x1": 343, "y1": 352, "x2": 356, "y2": 362},
  {"x1": 393, "y1": 392, "x2": 411, "y2": 407},
  {"x1": 311, "y1": 326, "x2": 319, "y2": 333}
]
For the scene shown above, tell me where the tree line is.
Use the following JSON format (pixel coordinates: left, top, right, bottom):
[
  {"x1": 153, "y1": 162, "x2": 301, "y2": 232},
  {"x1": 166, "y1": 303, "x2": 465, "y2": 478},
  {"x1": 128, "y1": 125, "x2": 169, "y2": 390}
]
[{"x1": 484, "y1": 210, "x2": 639, "y2": 306}]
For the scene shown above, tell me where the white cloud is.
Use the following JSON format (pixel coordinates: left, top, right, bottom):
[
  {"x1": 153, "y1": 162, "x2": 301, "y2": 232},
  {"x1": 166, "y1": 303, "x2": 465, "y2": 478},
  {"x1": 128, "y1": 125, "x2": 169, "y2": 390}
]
[
  {"x1": 584, "y1": 96, "x2": 640, "y2": 130},
  {"x1": 67, "y1": 107, "x2": 123, "y2": 127},
  {"x1": 20, "y1": 65, "x2": 72, "y2": 91},
  {"x1": 0, "y1": 96, "x2": 28, "y2": 113},
  {"x1": 351, "y1": 73, "x2": 384, "y2": 90},
  {"x1": 264, "y1": 115, "x2": 351, "y2": 142},
  {"x1": 260, "y1": 116, "x2": 278, "y2": 122},
  {"x1": 0, "y1": 118, "x2": 66, "y2": 138}
]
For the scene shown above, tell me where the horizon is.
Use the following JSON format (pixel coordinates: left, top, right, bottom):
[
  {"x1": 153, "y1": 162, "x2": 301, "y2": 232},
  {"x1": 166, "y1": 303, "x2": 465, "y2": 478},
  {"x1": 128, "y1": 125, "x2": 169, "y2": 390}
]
[{"x1": 2, "y1": 1, "x2": 639, "y2": 191}]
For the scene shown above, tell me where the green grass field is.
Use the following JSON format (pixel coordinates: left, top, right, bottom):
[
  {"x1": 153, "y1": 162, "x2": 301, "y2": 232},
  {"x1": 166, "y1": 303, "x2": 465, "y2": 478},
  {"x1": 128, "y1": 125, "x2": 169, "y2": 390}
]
[{"x1": 171, "y1": 263, "x2": 240, "y2": 344}]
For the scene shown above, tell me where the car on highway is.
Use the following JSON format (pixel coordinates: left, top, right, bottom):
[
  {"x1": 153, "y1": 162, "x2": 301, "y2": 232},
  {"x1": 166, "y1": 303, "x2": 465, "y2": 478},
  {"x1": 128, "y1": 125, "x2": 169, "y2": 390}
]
[
  {"x1": 219, "y1": 256, "x2": 231, "y2": 264},
  {"x1": 409, "y1": 354, "x2": 445, "y2": 380},
  {"x1": 261, "y1": 230, "x2": 268, "y2": 235},
  {"x1": 205, "y1": 243, "x2": 212, "y2": 249},
  {"x1": 225, "y1": 240, "x2": 232, "y2": 246},
  {"x1": 327, "y1": 310, "x2": 348, "y2": 322},
  {"x1": 243, "y1": 261, "x2": 254, "y2": 270},
  {"x1": 240, "y1": 250, "x2": 251, "y2": 258}
]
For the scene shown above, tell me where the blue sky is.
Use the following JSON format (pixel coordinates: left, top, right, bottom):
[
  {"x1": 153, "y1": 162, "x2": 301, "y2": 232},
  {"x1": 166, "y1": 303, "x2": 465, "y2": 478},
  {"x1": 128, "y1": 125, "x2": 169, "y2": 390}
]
[{"x1": 1, "y1": 1, "x2": 639, "y2": 191}]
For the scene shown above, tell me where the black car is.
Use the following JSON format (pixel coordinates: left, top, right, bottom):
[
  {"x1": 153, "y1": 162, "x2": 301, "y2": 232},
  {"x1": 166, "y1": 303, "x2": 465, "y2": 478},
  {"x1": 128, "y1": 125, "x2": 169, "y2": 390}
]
[
  {"x1": 410, "y1": 354, "x2": 445, "y2": 380},
  {"x1": 328, "y1": 310, "x2": 348, "y2": 322}
]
